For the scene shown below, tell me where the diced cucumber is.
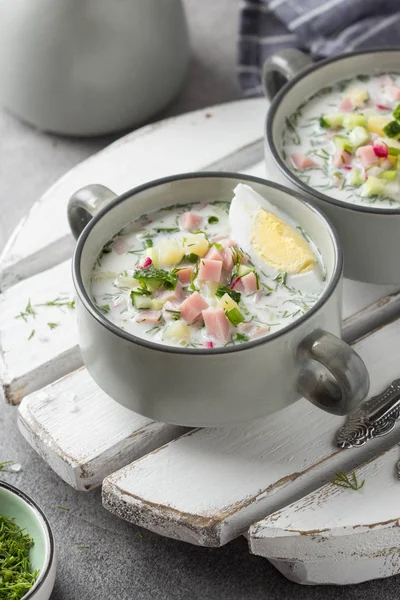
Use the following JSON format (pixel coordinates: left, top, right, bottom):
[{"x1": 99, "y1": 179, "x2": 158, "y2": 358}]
[
  {"x1": 237, "y1": 264, "x2": 253, "y2": 277},
  {"x1": 319, "y1": 113, "x2": 344, "y2": 128},
  {"x1": 333, "y1": 135, "x2": 353, "y2": 152},
  {"x1": 363, "y1": 176, "x2": 387, "y2": 197},
  {"x1": 348, "y1": 126, "x2": 369, "y2": 148},
  {"x1": 383, "y1": 120, "x2": 400, "y2": 138},
  {"x1": 380, "y1": 170, "x2": 397, "y2": 180},
  {"x1": 131, "y1": 293, "x2": 152, "y2": 309},
  {"x1": 349, "y1": 168, "x2": 365, "y2": 186},
  {"x1": 393, "y1": 103, "x2": 400, "y2": 121},
  {"x1": 342, "y1": 114, "x2": 367, "y2": 130}
]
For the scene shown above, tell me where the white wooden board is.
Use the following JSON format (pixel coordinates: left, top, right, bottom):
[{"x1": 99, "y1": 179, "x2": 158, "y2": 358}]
[
  {"x1": 18, "y1": 368, "x2": 186, "y2": 491},
  {"x1": 249, "y1": 443, "x2": 400, "y2": 585},
  {"x1": 102, "y1": 317, "x2": 400, "y2": 547},
  {"x1": 0, "y1": 260, "x2": 80, "y2": 404}
]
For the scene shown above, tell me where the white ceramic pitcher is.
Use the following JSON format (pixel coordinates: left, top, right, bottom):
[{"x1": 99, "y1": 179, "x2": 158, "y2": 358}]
[{"x1": 0, "y1": 0, "x2": 190, "y2": 136}]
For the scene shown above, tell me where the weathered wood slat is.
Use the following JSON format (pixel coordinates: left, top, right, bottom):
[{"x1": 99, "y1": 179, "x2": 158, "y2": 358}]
[
  {"x1": 0, "y1": 99, "x2": 267, "y2": 290},
  {"x1": 18, "y1": 367, "x2": 187, "y2": 490},
  {"x1": 249, "y1": 443, "x2": 400, "y2": 585},
  {"x1": 0, "y1": 260, "x2": 80, "y2": 404},
  {"x1": 102, "y1": 317, "x2": 400, "y2": 547}
]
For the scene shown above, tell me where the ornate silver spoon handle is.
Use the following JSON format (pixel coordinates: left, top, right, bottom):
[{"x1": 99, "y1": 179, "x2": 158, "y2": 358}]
[{"x1": 336, "y1": 378, "x2": 400, "y2": 449}]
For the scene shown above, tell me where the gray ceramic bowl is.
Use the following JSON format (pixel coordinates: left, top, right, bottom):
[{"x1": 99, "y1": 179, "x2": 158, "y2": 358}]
[
  {"x1": 67, "y1": 173, "x2": 369, "y2": 427},
  {"x1": 0, "y1": 481, "x2": 56, "y2": 600},
  {"x1": 263, "y1": 48, "x2": 400, "y2": 284}
]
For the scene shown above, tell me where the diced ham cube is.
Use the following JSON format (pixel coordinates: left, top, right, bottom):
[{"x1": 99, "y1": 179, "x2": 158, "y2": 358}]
[
  {"x1": 241, "y1": 272, "x2": 258, "y2": 293},
  {"x1": 180, "y1": 292, "x2": 209, "y2": 324},
  {"x1": 198, "y1": 259, "x2": 222, "y2": 283},
  {"x1": 179, "y1": 211, "x2": 203, "y2": 231},
  {"x1": 159, "y1": 281, "x2": 184, "y2": 303},
  {"x1": 237, "y1": 322, "x2": 254, "y2": 335},
  {"x1": 231, "y1": 277, "x2": 244, "y2": 292},
  {"x1": 356, "y1": 145, "x2": 379, "y2": 168},
  {"x1": 338, "y1": 96, "x2": 353, "y2": 112},
  {"x1": 219, "y1": 238, "x2": 238, "y2": 248},
  {"x1": 112, "y1": 237, "x2": 128, "y2": 254},
  {"x1": 135, "y1": 311, "x2": 162, "y2": 324},
  {"x1": 177, "y1": 266, "x2": 194, "y2": 285},
  {"x1": 253, "y1": 326, "x2": 270, "y2": 339},
  {"x1": 290, "y1": 153, "x2": 318, "y2": 171},
  {"x1": 205, "y1": 246, "x2": 223, "y2": 261},
  {"x1": 202, "y1": 308, "x2": 231, "y2": 344},
  {"x1": 222, "y1": 247, "x2": 234, "y2": 271},
  {"x1": 332, "y1": 149, "x2": 352, "y2": 168}
]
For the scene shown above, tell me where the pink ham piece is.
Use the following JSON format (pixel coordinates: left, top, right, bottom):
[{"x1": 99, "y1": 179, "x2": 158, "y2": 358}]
[
  {"x1": 290, "y1": 153, "x2": 318, "y2": 171},
  {"x1": 253, "y1": 326, "x2": 270, "y2": 339},
  {"x1": 202, "y1": 307, "x2": 231, "y2": 344},
  {"x1": 159, "y1": 281, "x2": 184, "y2": 304},
  {"x1": 332, "y1": 149, "x2": 352, "y2": 168},
  {"x1": 112, "y1": 237, "x2": 129, "y2": 254},
  {"x1": 135, "y1": 311, "x2": 162, "y2": 324},
  {"x1": 356, "y1": 145, "x2": 379, "y2": 168},
  {"x1": 338, "y1": 96, "x2": 353, "y2": 112},
  {"x1": 179, "y1": 292, "x2": 209, "y2": 324},
  {"x1": 241, "y1": 272, "x2": 258, "y2": 294},
  {"x1": 205, "y1": 246, "x2": 223, "y2": 261},
  {"x1": 162, "y1": 301, "x2": 178, "y2": 321},
  {"x1": 179, "y1": 211, "x2": 203, "y2": 231},
  {"x1": 231, "y1": 277, "x2": 244, "y2": 292},
  {"x1": 198, "y1": 259, "x2": 222, "y2": 282},
  {"x1": 177, "y1": 266, "x2": 194, "y2": 285},
  {"x1": 222, "y1": 247, "x2": 234, "y2": 271},
  {"x1": 237, "y1": 321, "x2": 254, "y2": 335},
  {"x1": 219, "y1": 238, "x2": 238, "y2": 248}
]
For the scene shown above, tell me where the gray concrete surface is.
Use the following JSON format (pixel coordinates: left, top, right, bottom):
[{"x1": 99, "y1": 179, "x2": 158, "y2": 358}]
[{"x1": 1, "y1": 1, "x2": 400, "y2": 598}]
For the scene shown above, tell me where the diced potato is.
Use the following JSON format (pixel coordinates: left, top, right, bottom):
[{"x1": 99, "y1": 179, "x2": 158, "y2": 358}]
[
  {"x1": 218, "y1": 293, "x2": 238, "y2": 312},
  {"x1": 182, "y1": 234, "x2": 209, "y2": 257},
  {"x1": 150, "y1": 299, "x2": 166, "y2": 310},
  {"x1": 156, "y1": 240, "x2": 184, "y2": 268},
  {"x1": 163, "y1": 321, "x2": 190, "y2": 343},
  {"x1": 367, "y1": 116, "x2": 392, "y2": 136},
  {"x1": 347, "y1": 88, "x2": 369, "y2": 107}
]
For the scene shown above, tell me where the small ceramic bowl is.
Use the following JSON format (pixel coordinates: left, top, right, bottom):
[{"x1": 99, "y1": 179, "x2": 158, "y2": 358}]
[{"x1": 0, "y1": 481, "x2": 56, "y2": 600}]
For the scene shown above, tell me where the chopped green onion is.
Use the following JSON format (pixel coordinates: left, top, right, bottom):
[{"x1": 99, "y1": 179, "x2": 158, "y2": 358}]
[
  {"x1": 226, "y1": 307, "x2": 245, "y2": 327},
  {"x1": 383, "y1": 120, "x2": 400, "y2": 138},
  {"x1": 393, "y1": 103, "x2": 400, "y2": 121},
  {"x1": 144, "y1": 239, "x2": 153, "y2": 248},
  {"x1": 185, "y1": 253, "x2": 199, "y2": 263},
  {"x1": 207, "y1": 216, "x2": 219, "y2": 224}
]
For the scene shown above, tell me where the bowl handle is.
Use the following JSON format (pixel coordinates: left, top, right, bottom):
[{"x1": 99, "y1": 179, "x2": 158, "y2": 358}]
[
  {"x1": 297, "y1": 329, "x2": 370, "y2": 416},
  {"x1": 262, "y1": 48, "x2": 313, "y2": 102},
  {"x1": 67, "y1": 184, "x2": 118, "y2": 239}
]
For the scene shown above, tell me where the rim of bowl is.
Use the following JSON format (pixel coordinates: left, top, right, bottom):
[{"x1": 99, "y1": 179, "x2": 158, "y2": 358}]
[
  {"x1": 0, "y1": 481, "x2": 55, "y2": 599},
  {"x1": 266, "y1": 47, "x2": 400, "y2": 216},
  {"x1": 73, "y1": 171, "x2": 342, "y2": 355}
]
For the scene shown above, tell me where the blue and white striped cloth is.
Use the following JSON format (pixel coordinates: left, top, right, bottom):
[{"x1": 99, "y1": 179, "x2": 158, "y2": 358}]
[{"x1": 238, "y1": 0, "x2": 400, "y2": 96}]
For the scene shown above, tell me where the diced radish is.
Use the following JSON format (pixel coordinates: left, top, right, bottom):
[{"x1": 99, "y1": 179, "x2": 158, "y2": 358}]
[
  {"x1": 377, "y1": 104, "x2": 392, "y2": 111},
  {"x1": 373, "y1": 142, "x2": 389, "y2": 158},
  {"x1": 142, "y1": 257, "x2": 152, "y2": 268},
  {"x1": 343, "y1": 165, "x2": 352, "y2": 171},
  {"x1": 179, "y1": 211, "x2": 203, "y2": 231},
  {"x1": 290, "y1": 153, "x2": 318, "y2": 170},
  {"x1": 241, "y1": 272, "x2": 258, "y2": 294},
  {"x1": 231, "y1": 277, "x2": 242, "y2": 290},
  {"x1": 202, "y1": 307, "x2": 231, "y2": 344},
  {"x1": 112, "y1": 237, "x2": 128, "y2": 254},
  {"x1": 222, "y1": 247, "x2": 234, "y2": 271},
  {"x1": 205, "y1": 246, "x2": 223, "y2": 261},
  {"x1": 135, "y1": 311, "x2": 162, "y2": 324},
  {"x1": 180, "y1": 292, "x2": 209, "y2": 324},
  {"x1": 338, "y1": 96, "x2": 353, "y2": 111},
  {"x1": 332, "y1": 149, "x2": 352, "y2": 168},
  {"x1": 198, "y1": 259, "x2": 222, "y2": 283},
  {"x1": 177, "y1": 266, "x2": 194, "y2": 285},
  {"x1": 356, "y1": 145, "x2": 379, "y2": 168},
  {"x1": 204, "y1": 340, "x2": 214, "y2": 349}
]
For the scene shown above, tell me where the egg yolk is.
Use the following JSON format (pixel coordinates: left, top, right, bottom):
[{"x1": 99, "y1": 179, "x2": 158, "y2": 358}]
[{"x1": 251, "y1": 209, "x2": 316, "y2": 274}]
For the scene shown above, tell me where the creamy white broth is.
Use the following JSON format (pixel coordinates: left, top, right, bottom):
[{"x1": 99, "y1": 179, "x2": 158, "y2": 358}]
[
  {"x1": 90, "y1": 185, "x2": 326, "y2": 349},
  {"x1": 282, "y1": 73, "x2": 400, "y2": 208}
]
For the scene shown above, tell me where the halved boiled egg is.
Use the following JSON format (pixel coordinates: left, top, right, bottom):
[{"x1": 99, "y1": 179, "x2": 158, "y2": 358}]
[{"x1": 229, "y1": 184, "x2": 316, "y2": 274}]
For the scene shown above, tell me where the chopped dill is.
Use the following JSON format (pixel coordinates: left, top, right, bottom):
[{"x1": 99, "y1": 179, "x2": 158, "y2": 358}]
[
  {"x1": 332, "y1": 469, "x2": 365, "y2": 491},
  {"x1": 0, "y1": 515, "x2": 38, "y2": 599}
]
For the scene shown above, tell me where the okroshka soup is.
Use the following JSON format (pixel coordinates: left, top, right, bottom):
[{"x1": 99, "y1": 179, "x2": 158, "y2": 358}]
[{"x1": 90, "y1": 183, "x2": 326, "y2": 349}]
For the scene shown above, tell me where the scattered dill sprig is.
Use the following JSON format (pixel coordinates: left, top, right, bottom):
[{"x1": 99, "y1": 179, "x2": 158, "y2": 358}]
[
  {"x1": 0, "y1": 515, "x2": 38, "y2": 599},
  {"x1": 332, "y1": 469, "x2": 365, "y2": 491},
  {"x1": 36, "y1": 297, "x2": 75, "y2": 310},
  {"x1": 27, "y1": 329, "x2": 35, "y2": 341},
  {"x1": 56, "y1": 505, "x2": 70, "y2": 511},
  {"x1": 0, "y1": 461, "x2": 15, "y2": 472},
  {"x1": 15, "y1": 300, "x2": 36, "y2": 322},
  {"x1": 47, "y1": 322, "x2": 59, "y2": 330}
]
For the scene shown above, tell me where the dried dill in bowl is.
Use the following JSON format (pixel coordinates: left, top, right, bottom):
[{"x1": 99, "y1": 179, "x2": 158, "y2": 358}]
[{"x1": 0, "y1": 515, "x2": 38, "y2": 599}]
